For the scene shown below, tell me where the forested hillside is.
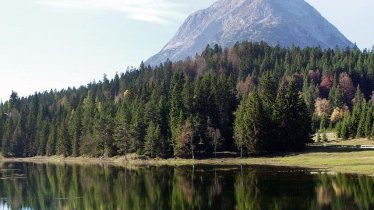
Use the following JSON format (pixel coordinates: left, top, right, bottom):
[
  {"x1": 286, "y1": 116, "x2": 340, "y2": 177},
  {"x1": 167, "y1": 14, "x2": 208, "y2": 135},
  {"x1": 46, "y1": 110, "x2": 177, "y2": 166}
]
[{"x1": 1, "y1": 42, "x2": 374, "y2": 158}]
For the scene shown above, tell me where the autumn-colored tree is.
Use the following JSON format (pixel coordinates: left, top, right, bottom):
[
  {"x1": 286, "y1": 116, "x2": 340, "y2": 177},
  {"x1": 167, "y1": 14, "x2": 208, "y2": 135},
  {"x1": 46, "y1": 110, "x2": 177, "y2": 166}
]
[
  {"x1": 330, "y1": 106, "x2": 349, "y2": 124},
  {"x1": 2, "y1": 42, "x2": 374, "y2": 159},
  {"x1": 314, "y1": 98, "x2": 332, "y2": 117},
  {"x1": 238, "y1": 74, "x2": 253, "y2": 96},
  {"x1": 307, "y1": 70, "x2": 320, "y2": 84},
  {"x1": 227, "y1": 49, "x2": 241, "y2": 71},
  {"x1": 176, "y1": 118, "x2": 197, "y2": 159},
  {"x1": 207, "y1": 127, "x2": 223, "y2": 157},
  {"x1": 195, "y1": 56, "x2": 207, "y2": 75},
  {"x1": 339, "y1": 72, "x2": 355, "y2": 105},
  {"x1": 319, "y1": 74, "x2": 334, "y2": 98}
]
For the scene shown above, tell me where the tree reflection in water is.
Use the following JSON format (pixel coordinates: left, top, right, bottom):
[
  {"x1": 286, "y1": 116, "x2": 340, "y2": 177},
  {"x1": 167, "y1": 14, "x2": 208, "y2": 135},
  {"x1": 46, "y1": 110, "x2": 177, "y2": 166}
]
[
  {"x1": 0, "y1": 163, "x2": 374, "y2": 210},
  {"x1": 315, "y1": 173, "x2": 374, "y2": 210}
]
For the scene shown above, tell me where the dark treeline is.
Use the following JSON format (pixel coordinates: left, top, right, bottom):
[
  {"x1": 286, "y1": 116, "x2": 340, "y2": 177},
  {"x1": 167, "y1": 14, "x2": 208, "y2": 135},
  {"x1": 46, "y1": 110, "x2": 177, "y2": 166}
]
[{"x1": 1, "y1": 42, "x2": 374, "y2": 158}]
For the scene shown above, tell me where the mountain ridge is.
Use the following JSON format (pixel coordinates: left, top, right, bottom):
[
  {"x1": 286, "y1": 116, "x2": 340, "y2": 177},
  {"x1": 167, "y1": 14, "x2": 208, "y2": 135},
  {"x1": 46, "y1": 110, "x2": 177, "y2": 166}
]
[{"x1": 146, "y1": 0, "x2": 353, "y2": 66}]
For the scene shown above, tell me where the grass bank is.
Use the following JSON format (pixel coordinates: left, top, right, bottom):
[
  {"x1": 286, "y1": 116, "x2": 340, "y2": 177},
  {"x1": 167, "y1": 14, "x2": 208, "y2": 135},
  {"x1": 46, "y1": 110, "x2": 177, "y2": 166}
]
[{"x1": 2, "y1": 139, "x2": 374, "y2": 175}]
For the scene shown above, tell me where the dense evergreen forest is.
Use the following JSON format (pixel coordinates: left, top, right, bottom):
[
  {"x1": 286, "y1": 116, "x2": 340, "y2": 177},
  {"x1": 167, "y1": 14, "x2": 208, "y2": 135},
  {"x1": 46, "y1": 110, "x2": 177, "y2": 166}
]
[{"x1": 1, "y1": 42, "x2": 374, "y2": 158}]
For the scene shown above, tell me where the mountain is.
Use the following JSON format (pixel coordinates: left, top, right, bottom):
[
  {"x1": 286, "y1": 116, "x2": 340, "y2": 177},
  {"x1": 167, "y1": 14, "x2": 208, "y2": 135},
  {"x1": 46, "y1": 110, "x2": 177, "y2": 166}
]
[{"x1": 146, "y1": 0, "x2": 353, "y2": 66}]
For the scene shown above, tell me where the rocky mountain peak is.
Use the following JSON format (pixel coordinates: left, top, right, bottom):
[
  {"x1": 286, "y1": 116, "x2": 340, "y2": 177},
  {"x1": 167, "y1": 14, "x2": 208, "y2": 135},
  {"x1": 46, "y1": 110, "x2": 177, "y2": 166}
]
[{"x1": 146, "y1": 0, "x2": 353, "y2": 66}]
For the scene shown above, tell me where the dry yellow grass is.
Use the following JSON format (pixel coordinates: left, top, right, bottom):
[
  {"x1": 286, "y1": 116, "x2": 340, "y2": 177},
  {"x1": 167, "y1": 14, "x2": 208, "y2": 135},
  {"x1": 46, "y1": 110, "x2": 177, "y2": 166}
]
[{"x1": 324, "y1": 138, "x2": 374, "y2": 146}]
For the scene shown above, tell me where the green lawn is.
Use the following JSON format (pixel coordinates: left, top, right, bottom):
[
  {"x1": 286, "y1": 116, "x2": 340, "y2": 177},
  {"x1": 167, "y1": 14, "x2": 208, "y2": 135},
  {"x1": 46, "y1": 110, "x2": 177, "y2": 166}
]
[{"x1": 249, "y1": 146, "x2": 374, "y2": 175}]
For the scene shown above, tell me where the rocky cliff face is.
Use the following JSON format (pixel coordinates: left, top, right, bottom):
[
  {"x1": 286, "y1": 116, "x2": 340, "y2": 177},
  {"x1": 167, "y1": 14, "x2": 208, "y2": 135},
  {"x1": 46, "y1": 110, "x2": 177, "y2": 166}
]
[{"x1": 146, "y1": 0, "x2": 353, "y2": 66}]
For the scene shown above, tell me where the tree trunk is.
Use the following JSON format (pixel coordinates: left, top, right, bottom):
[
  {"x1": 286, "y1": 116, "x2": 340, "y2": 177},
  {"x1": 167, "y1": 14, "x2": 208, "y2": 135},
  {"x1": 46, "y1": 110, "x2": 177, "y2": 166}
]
[
  {"x1": 190, "y1": 138, "x2": 194, "y2": 159},
  {"x1": 214, "y1": 144, "x2": 217, "y2": 157},
  {"x1": 191, "y1": 144, "x2": 194, "y2": 159}
]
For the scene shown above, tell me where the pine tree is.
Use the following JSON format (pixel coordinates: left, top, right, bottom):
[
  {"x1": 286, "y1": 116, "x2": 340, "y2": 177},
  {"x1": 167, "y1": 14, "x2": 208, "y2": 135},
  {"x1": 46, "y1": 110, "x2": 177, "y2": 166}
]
[
  {"x1": 0, "y1": 109, "x2": 4, "y2": 151},
  {"x1": 169, "y1": 72, "x2": 185, "y2": 155},
  {"x1": 336, "y1": 122, "x2": 342, "y2": 139},
  {"x1": 145, "y1": 89, "x2": 161, "y2": 126},
  {"x1": 24, "y1": 94, "x2": 39, "y2": 156},
  {"x1": 113, "y1": 102, "x2": 131, "y2": 158},
  {"x1": 356, "y1": 102, "x2": 368, "y2": 138},
  {"x1": 214, "y1": 75, "x2": 237, "y2": 147},
  {"x1": 353, "y1": 85, "x2": 364, "y2": 105},
  {"x1": 36, "y1": 120, "x2": 49, "y2": 156},
  {"x1": 8, "y1": 91, "x2": 20, "y2": 111},
  {"x1": 370, "y1": 122, "x2": 374, "y2": 140},
  {"x1": 259, "y1": 72, "x2": 277, "y2": 115},
  {"x1": 114, "y1": 124, "x2": 130, "y2": 158},
  {"x1": 102, "y1": 103, "x2": 115, "y2": 157},
  {"x1": 259, "y1": 72, "x2": 277, "y2": 151},
  {"x1": 56, "y1": 120, "x2": 71, "y2": 157},
  {"x1": 1, "y1": 117, "x2": 13, "y2": 157},
  {"x1": 329, "y1": 74, "x2": 343, "y2": 108},
  {"x1": 144, "y1": 121, "x2": 161, "y2": 157},
  {"x1": 319, "y1": 114, "x2": 328, "y2": 131},
  {"x1": 341, "y1": 114, "x2": 350, "y2": 140},
  {"x1": 182, "y1": 76, "x2": 193, "y2": 116},
  {"x1": 157, "y1": 95, "x2": 169, "y2": 157},
  {"x1": 129, "y1": 103, "x2": 146, "y2": 154},
  {"x1": 81, "y1": 91, "x2": 96, "y2": 152},
  {"x1": 234, "y1": 91, "x2": 268, "y2": 155},
  {"x1": 302, "y1": 73, "x2": 318, "y2": 113},
  {"x1": 35, "y1": 106, "x2": 45, "y2": 156},
  {"x1": 304, "y1": 84, "x2": 320, "y2": 114},
  {"x1": 192, "y1": 75, "x2": 211, "y2": 150},
  {"x1": 70, "y1": 105, "x2": 83, "y2": 157},
  {"x1": 234, "y1": 97, "x2": 246, "y2": 157},
  {"x1": 365, "y1": 105, "x2": 373, "y2": 138},
  {"x1": 350, "y1": 91, "x2": 363, "y2": 136},
  {"x1": 93, "y1": 102, "x2": 115, "y2": 157},
  {"x1": 273, "y1": 77, "x2": 312, "y2": 151},
  {"x1": 46, "y1": 124, "x2": 56, "y2": 156},
  {"x1": 11, "y1": 118, "x2": 23, "y2": 157}
]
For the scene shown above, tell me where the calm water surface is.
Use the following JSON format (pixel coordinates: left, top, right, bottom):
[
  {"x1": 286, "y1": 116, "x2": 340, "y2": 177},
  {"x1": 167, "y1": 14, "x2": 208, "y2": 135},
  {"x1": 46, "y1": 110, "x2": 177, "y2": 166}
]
[{"x1": 0, "y1": 162, "x2": 373, "y2": 210}]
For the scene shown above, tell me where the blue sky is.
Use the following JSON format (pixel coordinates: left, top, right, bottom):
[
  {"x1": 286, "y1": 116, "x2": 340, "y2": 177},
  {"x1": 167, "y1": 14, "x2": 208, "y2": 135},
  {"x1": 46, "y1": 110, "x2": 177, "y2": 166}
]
[{"x1": 0, "y1": 0, "x2": 373, "y2": 102}]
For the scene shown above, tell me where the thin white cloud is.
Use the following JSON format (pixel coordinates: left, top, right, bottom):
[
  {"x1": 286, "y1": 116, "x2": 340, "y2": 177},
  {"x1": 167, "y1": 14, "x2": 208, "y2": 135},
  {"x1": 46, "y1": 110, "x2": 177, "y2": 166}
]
[{"x1": 35, "y1": 0, "x2": 186, "y2": 24}]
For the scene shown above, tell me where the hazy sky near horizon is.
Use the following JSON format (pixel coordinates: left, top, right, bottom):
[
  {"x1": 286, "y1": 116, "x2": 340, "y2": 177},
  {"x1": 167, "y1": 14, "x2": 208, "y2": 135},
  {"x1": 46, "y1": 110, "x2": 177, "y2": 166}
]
[{"x1": 0, "y1": 0, "x2": 373, "y2": 102}]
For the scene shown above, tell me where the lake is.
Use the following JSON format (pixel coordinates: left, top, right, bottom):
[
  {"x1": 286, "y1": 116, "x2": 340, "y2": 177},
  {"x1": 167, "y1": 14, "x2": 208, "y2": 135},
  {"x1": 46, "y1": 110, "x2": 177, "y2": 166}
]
[{"x1": 0, "y1": 162, "x2": 373, "y2": 210}]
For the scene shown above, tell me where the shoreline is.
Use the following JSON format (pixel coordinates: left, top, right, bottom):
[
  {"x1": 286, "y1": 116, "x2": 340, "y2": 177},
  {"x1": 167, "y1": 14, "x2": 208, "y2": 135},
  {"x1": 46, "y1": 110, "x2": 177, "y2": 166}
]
[
  {"x1": 2, "y1": 139, "x2": 374, "y2": 175},
  {"x1": 1, "y1": 155, "x2": 325, "y2": 173}
]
